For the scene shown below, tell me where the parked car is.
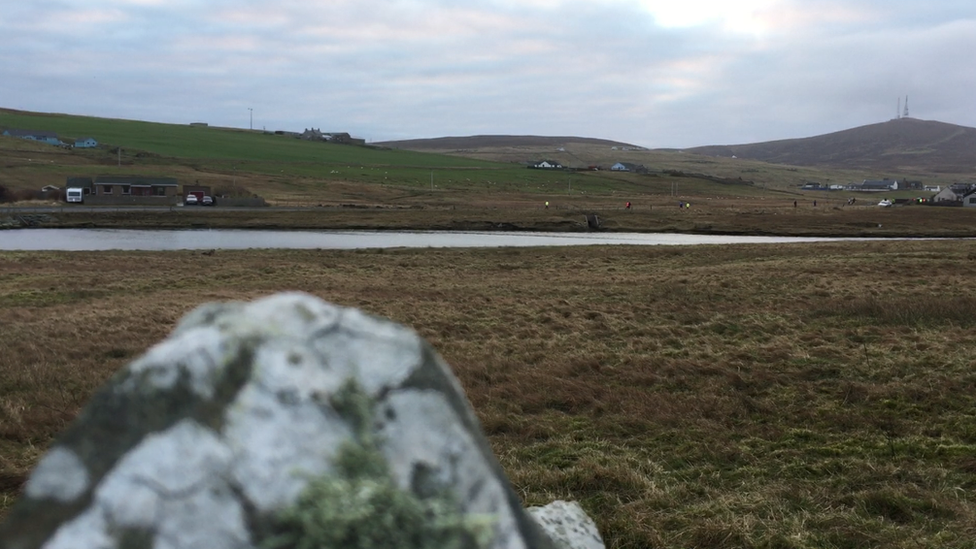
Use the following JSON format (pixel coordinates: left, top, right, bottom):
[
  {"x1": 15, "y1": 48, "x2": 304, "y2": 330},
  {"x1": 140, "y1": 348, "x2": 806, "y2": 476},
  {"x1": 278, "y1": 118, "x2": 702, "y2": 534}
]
[
  {"x1": 878, "y1": 199, "x2": 892, "y2": 207},
  {"x1": 202, "y1": 196, "x2": 214, "y2": 206},
  {"x1": 185, "y1": 194, "x2": 198, "y2": 206}
]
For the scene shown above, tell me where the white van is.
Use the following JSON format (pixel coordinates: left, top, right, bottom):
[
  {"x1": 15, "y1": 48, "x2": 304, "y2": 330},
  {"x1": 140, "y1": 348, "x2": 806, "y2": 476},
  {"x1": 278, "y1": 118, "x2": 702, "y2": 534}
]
[{"x1": 66, "y1": 188, "x2": 84, "y2": 203}]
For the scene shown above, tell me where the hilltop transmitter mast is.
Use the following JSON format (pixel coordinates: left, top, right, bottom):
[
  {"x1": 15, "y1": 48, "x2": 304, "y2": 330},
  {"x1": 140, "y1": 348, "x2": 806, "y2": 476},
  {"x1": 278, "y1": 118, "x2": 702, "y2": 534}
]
[{"x1": 895, "y1": 96, "x2": 910, "y2": 120}]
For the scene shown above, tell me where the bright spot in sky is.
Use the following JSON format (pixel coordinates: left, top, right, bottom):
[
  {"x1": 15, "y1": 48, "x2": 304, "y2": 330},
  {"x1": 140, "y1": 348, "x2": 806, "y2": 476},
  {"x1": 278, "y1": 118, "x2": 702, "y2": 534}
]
[{"x1": 638, "y1": 0, "x2": 776, "y2": 34}]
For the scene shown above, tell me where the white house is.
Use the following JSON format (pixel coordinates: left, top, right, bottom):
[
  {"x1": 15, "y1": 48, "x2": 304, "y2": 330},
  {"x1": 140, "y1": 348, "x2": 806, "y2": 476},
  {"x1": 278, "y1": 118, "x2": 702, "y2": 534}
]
[
  {"x1": 530, "y1": 160, "x2": 563, "y2": 169},
  {"x1": 933, "y1": 186, "x2": 962, "y2": 203},
  {"x1": 74, "y1": 137, "x2": 98, "y2": 148}
]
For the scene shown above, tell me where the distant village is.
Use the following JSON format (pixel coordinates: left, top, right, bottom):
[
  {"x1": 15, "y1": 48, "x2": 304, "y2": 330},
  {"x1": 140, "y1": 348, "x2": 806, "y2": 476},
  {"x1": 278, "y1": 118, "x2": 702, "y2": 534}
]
[
  {"x1": 188, "y1": 123, "x2": 368, "y2": 145},
  {"x1": 2, "y1": 128, "x2": 98, "y2": 149},
  {"x1": 3, "y1": 126, "x2": 975, "y2": 208},
  {"x1": 526, "y1": 160, "x2": 976, "y2": 206},
  {"x1": 2, "y1": 124, "x2": 367, "y2": 149}
]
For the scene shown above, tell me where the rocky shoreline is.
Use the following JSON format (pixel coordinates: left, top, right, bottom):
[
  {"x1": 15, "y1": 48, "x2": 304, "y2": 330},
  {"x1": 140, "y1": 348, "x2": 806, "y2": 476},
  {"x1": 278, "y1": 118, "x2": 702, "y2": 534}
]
[{"x1": 0, "y1": 214, "x2": 57, "y2": 229}]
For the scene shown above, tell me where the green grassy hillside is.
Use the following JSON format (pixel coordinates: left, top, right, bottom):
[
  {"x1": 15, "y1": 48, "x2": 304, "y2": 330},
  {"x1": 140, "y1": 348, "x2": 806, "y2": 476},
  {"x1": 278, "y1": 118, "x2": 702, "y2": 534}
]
[
  {"x1": 3, "y1": 108, "x2": 729, "y2": 202},
  {"x1": 0, "y1": 108, "x2": 500, "y2": 167},
  {"x1": 0, "y1": 108, "x2": 955, "y2": 207}
]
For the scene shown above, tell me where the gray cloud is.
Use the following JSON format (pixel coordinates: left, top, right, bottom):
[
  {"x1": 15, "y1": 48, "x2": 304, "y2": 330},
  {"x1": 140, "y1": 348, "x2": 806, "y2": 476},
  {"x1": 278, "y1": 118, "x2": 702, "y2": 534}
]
[{"x1": 1, "y1": 0, "x2": 974, "y2": 148}]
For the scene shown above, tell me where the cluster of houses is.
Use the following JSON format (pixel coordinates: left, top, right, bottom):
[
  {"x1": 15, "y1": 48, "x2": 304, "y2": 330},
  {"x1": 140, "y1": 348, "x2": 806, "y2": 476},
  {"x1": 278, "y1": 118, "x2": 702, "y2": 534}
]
[
  {"x1": 800, "y1": 178, "x2": 976, "y2": 206},
  {"x1": 800, "y1": 179, "x2": 934, "y2": 192},
  {"x1": 2, "y1": 129, "x2": 98, "y2": 149},
  {"x1": 934, "y1": 183, "x2": 976, "y2": 206},
  {"x1": 270, "y1": 128, "x2": 366, "y2": 145},
  {"x1": 528, "y1": 160, "x2": 649, "y2": 173},
  {"x1": 533, "y1": 161, "x2": 976, "y2": 207},
  {"x1": 3, "y1": 124, "x2": 368, "y2": 150},
  {"x1": 300, "y1": 128, "x2": 364, "y2": 144}
]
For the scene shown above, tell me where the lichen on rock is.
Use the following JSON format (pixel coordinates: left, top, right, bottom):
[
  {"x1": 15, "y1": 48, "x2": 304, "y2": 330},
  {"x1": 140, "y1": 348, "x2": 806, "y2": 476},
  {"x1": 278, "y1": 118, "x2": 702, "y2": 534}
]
[{"x1": 262, "y1": 381, "x2": 496, "y2": 549}]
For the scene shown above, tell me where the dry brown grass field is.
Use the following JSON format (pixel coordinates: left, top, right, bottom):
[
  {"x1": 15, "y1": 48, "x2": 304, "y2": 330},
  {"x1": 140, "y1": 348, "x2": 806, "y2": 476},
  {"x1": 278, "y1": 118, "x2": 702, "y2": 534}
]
[{"x1": 3, "y1": 240, "x2": 976, "y2": 548}]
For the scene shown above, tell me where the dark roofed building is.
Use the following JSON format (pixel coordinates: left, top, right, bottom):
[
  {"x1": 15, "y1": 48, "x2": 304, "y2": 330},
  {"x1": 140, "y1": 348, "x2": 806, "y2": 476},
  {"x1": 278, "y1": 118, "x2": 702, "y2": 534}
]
[
  {"x1": 3, "y1": 129, "x2": 63, "y2": 145},
  {"x1": 66, "y1": 177, "x2": 94, "y2": 192},
  {"x1": 326, "y1": 132, "x2": 352, "y2": 143},
  {"x1": 964, "y1": 189, "x2": 976, "y2": 208},
  {"x1": 859, "y1": 179, "x2": 899, "y2": 191},
  {"x1": 93, "y1": 175, "x2": 178, "y2": 197}
]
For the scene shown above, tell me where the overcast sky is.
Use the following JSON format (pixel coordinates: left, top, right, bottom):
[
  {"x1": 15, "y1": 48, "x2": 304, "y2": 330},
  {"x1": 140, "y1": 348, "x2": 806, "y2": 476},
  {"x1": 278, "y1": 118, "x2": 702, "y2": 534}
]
[{"x1": 2, "y1": 1, "x2": 975, "y2": 148}]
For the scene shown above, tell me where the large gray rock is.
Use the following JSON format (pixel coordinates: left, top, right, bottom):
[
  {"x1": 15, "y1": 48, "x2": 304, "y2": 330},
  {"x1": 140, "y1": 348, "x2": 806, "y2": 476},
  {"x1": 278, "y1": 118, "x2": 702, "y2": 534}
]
[{"x1": 0, "y1": 292, "x2": 572, "y2": 549}]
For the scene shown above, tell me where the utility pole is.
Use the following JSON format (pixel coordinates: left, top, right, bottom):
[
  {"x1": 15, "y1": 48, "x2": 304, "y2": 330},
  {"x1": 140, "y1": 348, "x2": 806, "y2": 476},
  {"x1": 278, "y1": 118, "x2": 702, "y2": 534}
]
[
  {"x1": 430, "y1": 170, "x2": 434, "y2": 191},
  {"x1": 248, "y1": 108, "x2": 253, "y2": 130}
]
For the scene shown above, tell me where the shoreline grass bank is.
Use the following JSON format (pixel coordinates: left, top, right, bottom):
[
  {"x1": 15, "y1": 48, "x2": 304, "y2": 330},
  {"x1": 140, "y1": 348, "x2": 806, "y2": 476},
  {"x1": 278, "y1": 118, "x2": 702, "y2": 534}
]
[{"x1": 4, "y1": 201, "x2": 976, "y2": 238}]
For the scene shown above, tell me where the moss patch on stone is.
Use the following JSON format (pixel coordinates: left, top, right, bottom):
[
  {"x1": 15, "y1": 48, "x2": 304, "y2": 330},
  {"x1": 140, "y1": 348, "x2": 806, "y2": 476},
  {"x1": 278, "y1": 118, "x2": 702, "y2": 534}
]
[{"x1": 262, "y1": 380, "x2": 496, "y2": 549}]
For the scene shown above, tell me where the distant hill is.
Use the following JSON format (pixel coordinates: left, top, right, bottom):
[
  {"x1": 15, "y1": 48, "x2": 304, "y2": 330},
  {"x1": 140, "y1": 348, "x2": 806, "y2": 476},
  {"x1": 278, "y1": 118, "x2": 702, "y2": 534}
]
[
  {"x1": 377, "y1": 135, "x2": 640, "y2": 151},
  {"x1": 683, "y1": 118, "x2": 976, "y2": 173}
]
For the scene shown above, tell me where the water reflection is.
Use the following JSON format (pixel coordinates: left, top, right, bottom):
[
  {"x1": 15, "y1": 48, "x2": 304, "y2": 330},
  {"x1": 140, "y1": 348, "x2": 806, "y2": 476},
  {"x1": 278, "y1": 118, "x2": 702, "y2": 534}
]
[{"x1": 1, "y1": 228, "x2": 872, "y2": 251}]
